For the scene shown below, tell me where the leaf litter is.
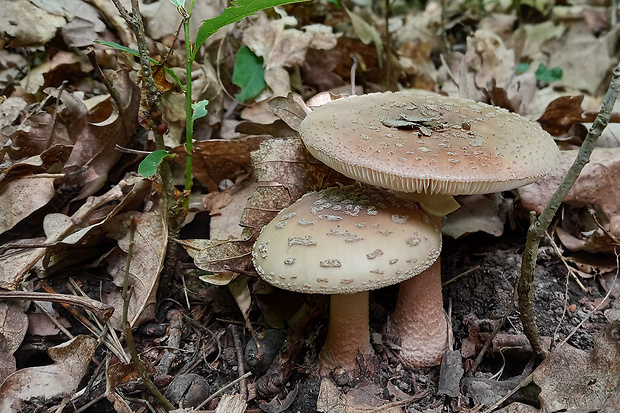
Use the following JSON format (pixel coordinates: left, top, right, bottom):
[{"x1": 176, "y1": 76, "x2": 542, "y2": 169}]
[{"x1": 0, "y1": 0, "x2": 619, "y2": 411}]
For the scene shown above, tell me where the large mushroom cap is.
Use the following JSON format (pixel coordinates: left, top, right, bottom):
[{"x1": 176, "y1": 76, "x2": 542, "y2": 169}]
[
  {"x1": 252, "y1": 185, "x2": 441, "y2": 294},
  {"x1": 300, "y1": 91, "x2": 560, "y2": 195}
]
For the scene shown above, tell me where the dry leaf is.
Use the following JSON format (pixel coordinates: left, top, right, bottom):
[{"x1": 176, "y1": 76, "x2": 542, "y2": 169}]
[
  {"x1": 192, "y1": 238, "x2": 253, "y2": 274},
  {"x1": 243, "y1": 12, "x2": 338, "y2": 97},
  {"x1": 0, "y1": 0, "x2": 66, "y2": 48},
  {"x1": 63, "y1": 70, "x2": 140, "y2": 200},
  {"x1": 443, "y1": 194, "x2": 511, "y2": 238},
  {"x1": 0, "y1": 335, "x2": 96, "y2": 412},
  {"x1": 267, "y1": 93, "x2": 309, "y2": 132},
  {"x1": 0, "y1": 176, "x2": 55, "y2": 234},
  {"x1": 518, "y1": 148, "x2": 620, "y2": 246},
  {"x1": 172, "y1": 136, "x2": 267, "y2": 193},
  {"x1": 0, "y1": 301, "x2": 28, "y2": 354},
  {"x1": 317, "y1": 378, "x2": 403, "y2": 413},
  {"x1": 533, "y1": 323, "x2": 620, "y2": 413},
  {"x1": 102, "y1": 210, "x2": 167, "y2": 329},
  {"x1": 250, "y1": 137, "x2": 347, "y2": 201},
  {"x1": 537, "y1": 95, "x2": 586, "y2": 137}
]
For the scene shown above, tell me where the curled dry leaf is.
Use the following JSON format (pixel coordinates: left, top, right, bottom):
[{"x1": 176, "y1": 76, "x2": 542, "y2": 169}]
[
  {"x1": 250, "y1": 137, "x2": 347, "y2": 201},
  {"x1": 443, "y1": 193, "x2": 511, "y2": 238},
  {"x1": 192, "y1": 238, "x2": 254, "y2": 275},
  {"x1": 536, "y1": 95, "x2": 587, "y2": 137},
  {"x1": 0, "y1": 335, "x2": 96, "y2": 412},
  {"x1": 267, "y1": 92, "x2": 309, "y2": 132},
  {"x1": 63, "y1": 70, "x2": 140, "y2": 200},
  {"x1": 243, "y1": 12, "x2": 338, "y2": 97},
  {"x1": 0, "y1": 0, "x2": 66, "y2": 48}
]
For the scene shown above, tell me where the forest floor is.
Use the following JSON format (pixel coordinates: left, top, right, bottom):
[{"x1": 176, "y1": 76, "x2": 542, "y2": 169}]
[{"x1": 0, "y1": 0, "x2": 619, "y2": 412}]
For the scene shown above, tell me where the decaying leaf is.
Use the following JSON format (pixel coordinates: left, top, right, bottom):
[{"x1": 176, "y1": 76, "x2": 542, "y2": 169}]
[
  {"x1": 267, "y1": 93, "x2": 309, "y2": 132},
  {"x1": 0, "y1": 176, "x2": 55, "y2": 234},
  {"x1": 317, "y1": 378, "x2": 403, "y2": 413},
  {"x1": 63, "y1": 70, "x2": 140, "y2": 200},
  {"x1": 518, "y1": 148, "x2": 620, "y2": 249},
  {"x1": 0, "y1": 0, "x2": 66, "y2": 48},
  {"x1": 0, "y1": 335, "x2": 96, "y2": 412},
  {"x1": 533, "y1": 323, "x2": 620, "y2": 412},
  {"x1": 251, "y1": 137, "x2": 347, "y2": 201},
  {"x1": 102, "y1": 210, "x2": 167, "y2": 329},
  {"x1": 443, "y1": 194, "x2": 511, "y2": 239},
  {"x1": 172, "y1": 135, "x2": 267, "y2": 193},
  {"x1": 0, "y1": 301, "x2": 28, "y2": 355},
  {"x1": 536, "y1": 95, "x2": 587, "y2": 137},
  {"x1": 192, "y1": 238, "x2": 253, "y2": 274},
  {"x1": 242, "y1": 11, "x2": 338, "y2": 97}
]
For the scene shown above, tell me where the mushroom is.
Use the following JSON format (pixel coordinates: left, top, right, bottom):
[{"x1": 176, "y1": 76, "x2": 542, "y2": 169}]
[
  {"x1": 298, "y1": 91, "x2": 560, "y2": 368},
  {"x1": 252, "y1": 184, "x2": 441, "y2": 373}
]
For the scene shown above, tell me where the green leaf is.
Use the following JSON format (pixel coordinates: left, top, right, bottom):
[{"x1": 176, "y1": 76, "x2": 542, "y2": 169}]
[
  {"x1": 192, "y1": 99, "x2": 209, "y2": 121},
  {"x1": 535, "y1": 63, "x2": 563, "y2": 83},
  {"x1": 139, "y1": 150, "x2": 170, "y2": 177},
  {"x1": 516, "y1": 62, "x2": 530, "y2": 74},
  {"x1": 192, "y1": 0, "x2": 309, "y2": 61},
  {"x1": 95, "y1": 40, "x2": 185, "y2": 92},
  {"x1": 167, "y1": 0, "x2": 185, "y2": 7},
  {"x1": 232, "y1": 46, "x2": 266, "y2": 102}
]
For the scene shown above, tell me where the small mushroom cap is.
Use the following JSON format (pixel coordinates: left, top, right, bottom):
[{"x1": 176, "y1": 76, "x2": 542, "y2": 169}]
[
  {"x1": 252, "y1": 185, "x2": 441, "y2": 294},
  {"x1": 300, "y1": 91, "x2": 560, "y2": 195}
]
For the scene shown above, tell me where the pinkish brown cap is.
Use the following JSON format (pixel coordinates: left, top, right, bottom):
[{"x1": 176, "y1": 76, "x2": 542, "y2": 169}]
[
  {"x1": 299, "y1": 91, "x2": 560, "y2": 195},
  {"x1": 252, "y1": 185, "x2": 441, "y2": 294}
]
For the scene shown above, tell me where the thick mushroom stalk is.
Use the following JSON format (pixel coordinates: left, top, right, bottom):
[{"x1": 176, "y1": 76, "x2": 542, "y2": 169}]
[
  {"x1": 391, "y1": 260, "x2": 448, "y2": 367},
  {"x1": 319, "y1": 292, "x2": 372, "y2": 372}
]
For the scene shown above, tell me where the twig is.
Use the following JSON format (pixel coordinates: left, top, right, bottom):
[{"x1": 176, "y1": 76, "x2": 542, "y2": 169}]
[
  {"x1": 196, "y1": 371, "x2": 253, "y2": 410},
  {"x1": 350, "y1": 54, "x2": 358, "y2": 95},
  {"x1": 371, "y1": 390, "x2": 429, "y2": 411},
  {"x1": 122, "y1": 215, "x2": 175, "y2": 411},
  {"x1": 546, "y1": 231, "x2": 587, "y2": 292},
  {"x1": 442, "y1": 265, "x2": 481, "y2": 287},
  {"x1": 557, "y1": 252, "x2": 618, "y2": 348},
  {"x1": 230, "y1": 325, "x2": 248, "y2": 401},
  {"x1": 518, "y1": 61, "x2": 620, "y2": 359},
  {"x1": 46, "y1": 80, "x2": 68, "y2": 149},
  {"x1": 0, "y1": 289, "x2": 113, "y2": 322}
]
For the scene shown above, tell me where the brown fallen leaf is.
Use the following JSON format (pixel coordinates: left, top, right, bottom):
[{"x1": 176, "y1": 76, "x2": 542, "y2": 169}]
[
  {"x1": 102, "y1": 210, "x2": 167, "y2": 329},
  {"x1": 63, "y1": 70, "x2": 140, "y2": 200},
  {"x1": 518, "y1": 148, "x2": 620, "y2": 249},
  {"x1": 0, "y1": 0, "x2": 66, "y2": 48},
  {"x1": 533, "y1": 323, "x2": 620, "y2": 413},
  {"x1": 0, "y1": 301, "x2": 28, "y2": 355},
  {"x1": 536, "y1": 95, "x2": 587, "y2": 137},
  {"x1": 0, "y1": 176, "x2": 56, "y2": 234},
  {"x1": 0, "y1": 335, "x2": 96, "y2": 412},
  {"x1": 172, "y1": 136, "x2": 267, "y2": 193}
]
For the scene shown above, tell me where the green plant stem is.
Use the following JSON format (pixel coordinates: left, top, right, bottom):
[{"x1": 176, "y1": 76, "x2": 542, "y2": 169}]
[
  {"x1": 183, "y1": 12, "x2": 193, "y2": 212},
  {"x1": 122, "y1": 215, "x2": 175, "y2": 411},
  {"x1": 518, "y1": 61, "x2": 620, "y2": 359}
]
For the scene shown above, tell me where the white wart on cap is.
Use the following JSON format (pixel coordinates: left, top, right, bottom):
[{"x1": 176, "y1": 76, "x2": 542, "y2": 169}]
[
  {"x1": 299, "y1": 91, "x2": 560, "y2": 195},
  {"x1": 252, "y1": 185, "x2": 442, "y2": 294}
]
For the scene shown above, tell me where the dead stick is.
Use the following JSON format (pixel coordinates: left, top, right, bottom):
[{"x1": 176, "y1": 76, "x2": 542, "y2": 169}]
[
  {"x1": 0, "y1": 290, "x2": 113, "y2": 322},
  {"x1": 518, "y1": 61, "x2": 620, "y2": 359}
]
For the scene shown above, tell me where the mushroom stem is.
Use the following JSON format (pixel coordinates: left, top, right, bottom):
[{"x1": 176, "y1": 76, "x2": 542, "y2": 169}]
[
  {"x1": 391, "y1": 259, "x2": 448, "y2": 368},
  {"x1": 319, "y1": 291, "x2": 372, "y2": 373}
]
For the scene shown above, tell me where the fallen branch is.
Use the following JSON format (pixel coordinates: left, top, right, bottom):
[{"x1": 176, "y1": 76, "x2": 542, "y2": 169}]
[{"x1": 518, "y1": 61, "x2": 620, "y2": 358}]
